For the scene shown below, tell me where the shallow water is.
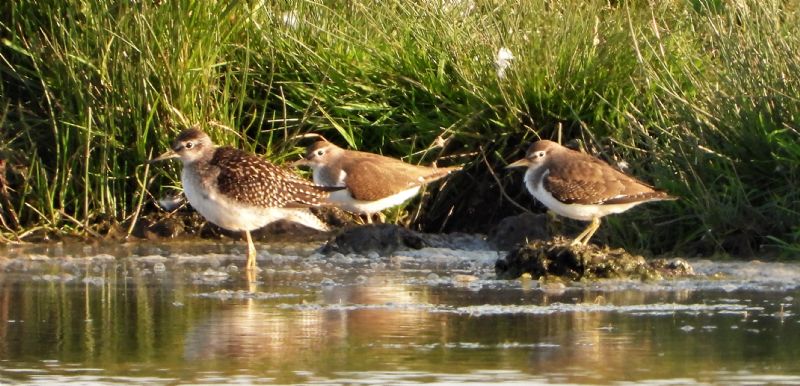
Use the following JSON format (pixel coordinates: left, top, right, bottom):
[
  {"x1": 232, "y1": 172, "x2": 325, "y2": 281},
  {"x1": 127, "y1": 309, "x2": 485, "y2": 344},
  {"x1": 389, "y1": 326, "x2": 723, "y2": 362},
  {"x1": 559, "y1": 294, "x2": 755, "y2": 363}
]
[{"x1": 1, "y1": 240, "x2": 799, "y2": 385}]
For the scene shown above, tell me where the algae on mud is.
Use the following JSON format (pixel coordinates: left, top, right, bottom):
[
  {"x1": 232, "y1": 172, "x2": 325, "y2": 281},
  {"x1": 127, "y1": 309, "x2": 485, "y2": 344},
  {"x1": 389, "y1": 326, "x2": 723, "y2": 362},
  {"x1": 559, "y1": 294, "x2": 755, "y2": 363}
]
[{"x1": 496, "y1": 237, "x2": 695, "y2": 281}]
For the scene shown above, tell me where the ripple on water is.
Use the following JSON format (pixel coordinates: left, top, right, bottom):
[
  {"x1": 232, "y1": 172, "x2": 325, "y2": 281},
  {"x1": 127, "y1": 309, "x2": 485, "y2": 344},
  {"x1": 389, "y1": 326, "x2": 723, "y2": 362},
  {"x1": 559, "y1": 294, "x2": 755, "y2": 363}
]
[
  {"x1": 276, "y1": 301, "x2": 768, "y2": 318},
  {"x1": 194, "y1": 290, "x2": 301, "y2": 300},
  {"x1": 1, "y1": 240, "x2": 800, "y2": 385}
]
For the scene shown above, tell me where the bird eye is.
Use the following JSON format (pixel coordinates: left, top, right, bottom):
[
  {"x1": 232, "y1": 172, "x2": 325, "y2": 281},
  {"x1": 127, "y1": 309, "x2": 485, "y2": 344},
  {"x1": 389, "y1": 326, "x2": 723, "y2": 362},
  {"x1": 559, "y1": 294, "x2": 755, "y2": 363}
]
[
  {"x1": 185, "y1": 142, "x2": 194, "y2": 149},
  {"x1": 316, "y1": 150, "x2": 324, "y2": 156}
]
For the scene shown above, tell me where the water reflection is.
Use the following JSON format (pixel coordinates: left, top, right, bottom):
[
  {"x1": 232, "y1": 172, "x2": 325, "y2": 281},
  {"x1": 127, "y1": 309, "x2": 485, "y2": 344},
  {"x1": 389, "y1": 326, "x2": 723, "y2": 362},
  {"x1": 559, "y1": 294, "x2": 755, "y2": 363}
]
[
  {"x1": 0, "y1": 241, "x2": 799, "y2": 384},
  {"x1": 183, "y1": 278, "x2": 440, "y2": 373}
]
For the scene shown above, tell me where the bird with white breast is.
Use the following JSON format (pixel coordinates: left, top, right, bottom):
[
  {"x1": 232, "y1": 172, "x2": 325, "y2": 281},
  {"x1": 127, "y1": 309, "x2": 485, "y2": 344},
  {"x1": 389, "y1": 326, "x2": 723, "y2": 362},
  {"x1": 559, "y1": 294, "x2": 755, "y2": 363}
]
[
  {"x1": 507, "y1": 139, "x2": 676, "y2": 246},
  {"x1": 149, "y1": 128, "x2": 341, "y2": 270},
  {"x1": 292, "y1": 140, "x2": 460, "y2": 223}
]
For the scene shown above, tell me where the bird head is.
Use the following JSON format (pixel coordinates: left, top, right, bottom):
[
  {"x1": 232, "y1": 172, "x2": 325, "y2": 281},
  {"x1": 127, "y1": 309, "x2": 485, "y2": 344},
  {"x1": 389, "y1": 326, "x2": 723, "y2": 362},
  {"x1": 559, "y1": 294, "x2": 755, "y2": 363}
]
[
  {"x1": 506, "y1": 140, "x2": 559, "y2": 169},
  {"x1": 149, "y1": 127, "x2": 214, "y2": 165},
  {"x1": 291, "y1": 140, "x2": 343, "y2": 169}
]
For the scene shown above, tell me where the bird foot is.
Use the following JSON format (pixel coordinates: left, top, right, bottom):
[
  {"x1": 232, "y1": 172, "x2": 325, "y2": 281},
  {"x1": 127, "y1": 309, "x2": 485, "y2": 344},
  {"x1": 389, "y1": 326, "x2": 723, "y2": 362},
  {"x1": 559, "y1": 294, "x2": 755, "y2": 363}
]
[{"x1": 569, "y1": 240, "x2": 587, "y2": 248}]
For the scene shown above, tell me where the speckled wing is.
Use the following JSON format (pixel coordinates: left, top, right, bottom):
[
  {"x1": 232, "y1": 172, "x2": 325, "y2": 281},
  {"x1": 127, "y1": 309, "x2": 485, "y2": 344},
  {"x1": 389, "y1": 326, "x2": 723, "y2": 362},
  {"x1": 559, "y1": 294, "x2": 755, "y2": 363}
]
[
  {"x1": 545, "y1": 152, "x2": 673, "y2": 205},
  {"x1": 211, "y1": 147, "x2": 339, "y2": 208},
  {"x1": 341, "y1": 154, "x2": 460, "y2": 202}
]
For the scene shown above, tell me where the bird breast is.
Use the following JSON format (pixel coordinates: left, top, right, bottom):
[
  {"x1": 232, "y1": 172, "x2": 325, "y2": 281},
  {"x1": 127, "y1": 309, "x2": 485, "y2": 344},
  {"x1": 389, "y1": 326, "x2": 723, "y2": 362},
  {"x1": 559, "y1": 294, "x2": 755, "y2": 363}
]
[
  {"x1": 522, "y1": 166, "x2": 642, "y2": 221},
  {"x1": 313, "y1": 166, "x2": 346, "y2": 187},
  {"x1": 522, "y1": 164, "x2": 548, "y2": 197}
]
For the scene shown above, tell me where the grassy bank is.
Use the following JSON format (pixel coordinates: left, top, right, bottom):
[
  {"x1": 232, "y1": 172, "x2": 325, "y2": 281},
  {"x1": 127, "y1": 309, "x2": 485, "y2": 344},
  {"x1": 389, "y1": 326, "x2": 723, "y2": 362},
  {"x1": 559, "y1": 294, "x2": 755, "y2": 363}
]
[{"x1": 1, "y1": 0, "x2": 799, "y2": 256}]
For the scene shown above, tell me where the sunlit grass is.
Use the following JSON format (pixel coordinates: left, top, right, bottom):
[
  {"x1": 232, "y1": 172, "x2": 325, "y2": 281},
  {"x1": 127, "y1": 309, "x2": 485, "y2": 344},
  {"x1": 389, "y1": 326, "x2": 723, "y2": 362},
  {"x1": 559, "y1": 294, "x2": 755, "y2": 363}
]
[{"x1": 1, "y1": 0, "x2": 798, "y2": 256}]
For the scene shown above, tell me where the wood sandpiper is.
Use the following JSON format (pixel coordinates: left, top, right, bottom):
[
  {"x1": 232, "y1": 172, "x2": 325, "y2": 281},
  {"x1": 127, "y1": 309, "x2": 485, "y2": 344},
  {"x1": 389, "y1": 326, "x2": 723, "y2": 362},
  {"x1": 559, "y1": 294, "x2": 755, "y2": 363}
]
[{"x1": 150, "y1": 128, "x2": 341, "y2": 270}]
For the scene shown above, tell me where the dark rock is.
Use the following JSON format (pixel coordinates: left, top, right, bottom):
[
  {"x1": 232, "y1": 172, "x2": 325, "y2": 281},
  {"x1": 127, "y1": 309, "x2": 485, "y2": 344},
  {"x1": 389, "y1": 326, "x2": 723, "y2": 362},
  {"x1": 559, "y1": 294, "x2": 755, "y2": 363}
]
[
  {"x1": 495, "y1": 237, "x2": 694, "y2": 281},
  {"x1": 488, "y1": 213, "x2": 552, "y2": 250},
  {"x1": 321, "y1": 224, "x2": 427, "y2": 255},
  {"x1": 320, "y1": 224, "x2": 491, "y2": 255}
]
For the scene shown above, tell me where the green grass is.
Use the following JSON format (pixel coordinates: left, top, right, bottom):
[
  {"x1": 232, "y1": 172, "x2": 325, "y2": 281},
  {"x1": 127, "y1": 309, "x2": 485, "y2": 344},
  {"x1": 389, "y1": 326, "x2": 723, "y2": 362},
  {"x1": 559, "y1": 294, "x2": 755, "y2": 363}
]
[{"x1": 1, "y1": 0, "x2": 799, "y2": 256}]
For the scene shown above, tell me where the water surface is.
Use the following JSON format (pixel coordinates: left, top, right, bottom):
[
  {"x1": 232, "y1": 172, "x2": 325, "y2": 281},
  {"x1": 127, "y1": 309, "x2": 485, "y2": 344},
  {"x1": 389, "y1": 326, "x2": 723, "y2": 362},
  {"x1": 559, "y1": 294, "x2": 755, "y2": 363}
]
[{"x1": 1, "y1": 240, "x2": 799, "y2": 384}]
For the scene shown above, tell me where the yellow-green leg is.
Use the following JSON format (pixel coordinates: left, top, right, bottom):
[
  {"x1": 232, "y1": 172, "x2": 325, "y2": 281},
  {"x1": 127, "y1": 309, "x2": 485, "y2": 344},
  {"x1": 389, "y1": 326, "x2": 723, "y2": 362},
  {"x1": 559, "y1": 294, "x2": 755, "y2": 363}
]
[
  {"x1": 571, "y1": 217, "x2": 601, "y2": 246},
  {"x1": 245, "y1": 230, "x2": 257, "y2": 270}
]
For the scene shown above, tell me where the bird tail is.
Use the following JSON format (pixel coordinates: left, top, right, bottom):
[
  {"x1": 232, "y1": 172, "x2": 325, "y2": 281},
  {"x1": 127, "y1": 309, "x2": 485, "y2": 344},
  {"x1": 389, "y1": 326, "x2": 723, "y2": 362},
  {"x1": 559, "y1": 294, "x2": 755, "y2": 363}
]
[
  {"x1": 657, "y1": 191, "x2": 680, "y2": 201},
  {"x1": 421, "y1": 165, "x2": 462, "y2": 184},
  {"x1": 605, "y1": 190, "x2": 678, "y2": 205},
  {"x1": 286, "y1": 183, "x2": 346, "y2": 208}
]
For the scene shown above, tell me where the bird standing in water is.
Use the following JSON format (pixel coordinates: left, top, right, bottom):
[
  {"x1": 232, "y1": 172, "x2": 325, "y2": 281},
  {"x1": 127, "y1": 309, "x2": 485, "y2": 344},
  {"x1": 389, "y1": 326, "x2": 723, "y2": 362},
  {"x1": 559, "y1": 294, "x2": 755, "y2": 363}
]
[{"x1": 150, "y1": 128, "x2": 341, "y2": 270}]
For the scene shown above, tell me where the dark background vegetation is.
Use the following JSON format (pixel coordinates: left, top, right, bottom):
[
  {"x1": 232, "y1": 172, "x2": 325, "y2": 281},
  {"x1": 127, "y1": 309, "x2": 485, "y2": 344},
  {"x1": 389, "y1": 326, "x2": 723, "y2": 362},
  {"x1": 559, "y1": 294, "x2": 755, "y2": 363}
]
[{"x1": 1, "y1": 0, "x2": 798, "y2": 257}]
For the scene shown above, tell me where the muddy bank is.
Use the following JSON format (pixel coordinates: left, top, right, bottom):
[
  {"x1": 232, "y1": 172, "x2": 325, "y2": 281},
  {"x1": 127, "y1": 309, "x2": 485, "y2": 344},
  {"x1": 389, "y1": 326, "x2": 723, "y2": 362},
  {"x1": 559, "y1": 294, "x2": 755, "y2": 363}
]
[
  {"x1": 4, "y1": 208, "x2": 697, "y2": 283},
  {"x1": 318, "y1": 223, "x2": 696, "y2": 283},
  {"x1": 321, "y1": 223, "x2": 492, "y2": 255},
  {"x1": 122, "y1": 206, "x2": 355, "y2": 243},
  {"x1": 495, "y1": 237, "x2": 694, "y2": 281},
  {"x1": 131, "y1": 211, "x2": 548, "y2": 251}
]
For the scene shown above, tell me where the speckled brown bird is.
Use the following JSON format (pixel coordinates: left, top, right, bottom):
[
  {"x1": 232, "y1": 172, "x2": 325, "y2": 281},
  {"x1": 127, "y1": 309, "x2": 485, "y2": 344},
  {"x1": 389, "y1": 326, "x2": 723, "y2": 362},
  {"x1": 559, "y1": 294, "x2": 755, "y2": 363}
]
[
  {"x1": 149, "y1": 128, "x2": 341, "y2": 270},
  {"x1": 292, "y1": 140, "x2": 460, "y2": 222},
  {"x1": 506, "y1": 140, "x2": 676, "y2": 246}
]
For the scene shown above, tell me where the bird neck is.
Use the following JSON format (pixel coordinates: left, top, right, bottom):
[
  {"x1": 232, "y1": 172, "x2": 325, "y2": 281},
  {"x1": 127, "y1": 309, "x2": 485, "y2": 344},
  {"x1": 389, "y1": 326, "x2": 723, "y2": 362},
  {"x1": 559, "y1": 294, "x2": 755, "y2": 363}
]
[
  {"x1": 523, "y1": 163, "x2": 548, "y2": 190},
  {"x1": 183, "y1": 145, "x2": 218, "y2": 168},
  {"x1": 313, "y1": 162, "x2": 346, "y2": 187}
]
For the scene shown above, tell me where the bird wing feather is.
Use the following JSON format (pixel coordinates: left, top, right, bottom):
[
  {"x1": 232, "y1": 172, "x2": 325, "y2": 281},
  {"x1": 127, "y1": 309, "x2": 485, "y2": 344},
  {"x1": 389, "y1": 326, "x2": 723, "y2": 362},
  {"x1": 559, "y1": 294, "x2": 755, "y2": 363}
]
[
  {"x1": 341, "y1": 154, "x2": 459, "y2": 201},
  {"x1": 211, "y1": 147, "x2": 340, "y2": 208},
  {"x1": 544, "y1": 152, "x2": 671, "y2": 205}
]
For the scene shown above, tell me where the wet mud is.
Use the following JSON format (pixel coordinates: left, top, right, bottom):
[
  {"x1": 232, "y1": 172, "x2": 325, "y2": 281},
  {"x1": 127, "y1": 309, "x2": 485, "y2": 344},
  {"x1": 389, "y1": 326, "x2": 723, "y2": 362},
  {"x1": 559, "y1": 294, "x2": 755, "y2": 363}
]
[{"x1": 496, "y1": 237, "x2": 695, "y2": 281}]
